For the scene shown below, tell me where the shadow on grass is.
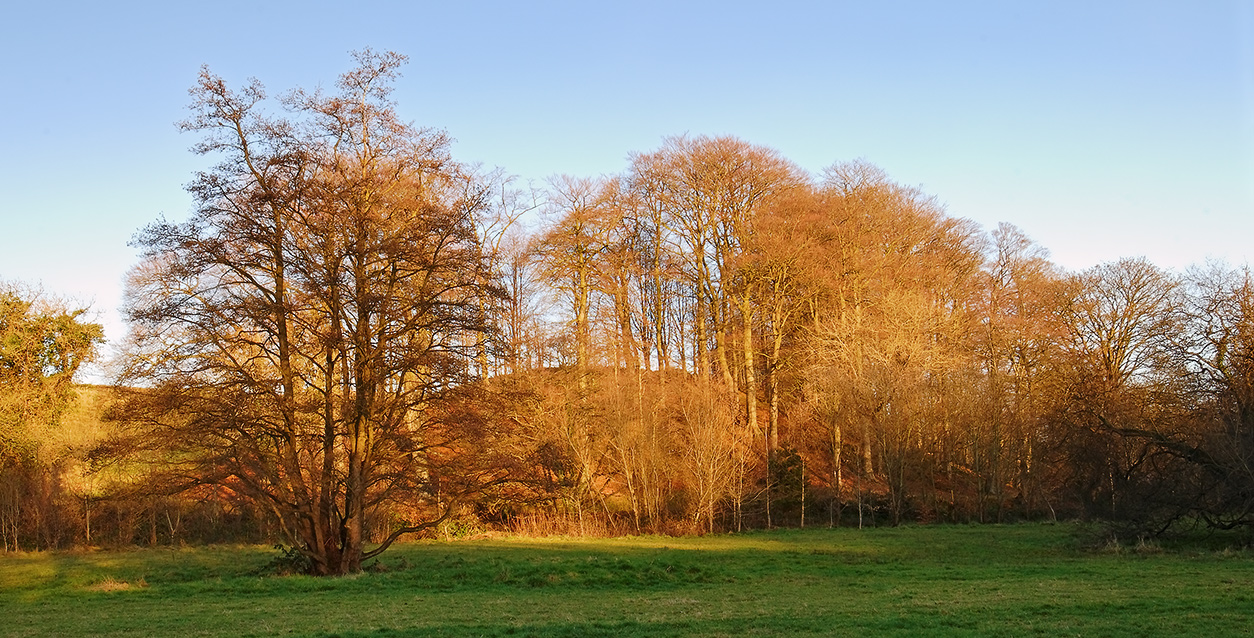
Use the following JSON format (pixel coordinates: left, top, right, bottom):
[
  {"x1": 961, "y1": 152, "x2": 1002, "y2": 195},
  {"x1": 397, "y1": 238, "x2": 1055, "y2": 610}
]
[
  {"x1": 338, "y1": 524, "x2": 1079, "y2": 594},
  {"x1": 2, "y1": 524, "x2": 1085, "y2": 601},
  {"x1": 312, "y1": 615, "x2": 984, "y2": 638},
  {"x1": 309, "y1": 607, "x2": 1170, "y2": 638}
]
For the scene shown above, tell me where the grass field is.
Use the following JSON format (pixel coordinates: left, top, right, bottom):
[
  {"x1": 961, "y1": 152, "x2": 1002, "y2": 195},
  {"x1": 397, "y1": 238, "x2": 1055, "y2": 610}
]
[{"x1": 1, "y1": 523, "x2": 1251, "y2": 637}]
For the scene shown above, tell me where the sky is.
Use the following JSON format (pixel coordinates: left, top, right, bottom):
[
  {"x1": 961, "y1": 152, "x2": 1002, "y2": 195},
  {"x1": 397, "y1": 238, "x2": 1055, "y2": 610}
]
[{"x1": 2, "y1": 1, "x2": 1252, "y2": 380}]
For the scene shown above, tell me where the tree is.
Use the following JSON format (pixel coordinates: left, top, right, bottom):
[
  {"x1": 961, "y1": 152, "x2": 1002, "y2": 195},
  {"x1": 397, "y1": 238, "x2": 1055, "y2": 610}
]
[
  {"x1": 1077, "y1": 263, "x2": 1254, "y2": 532},
  {"x1": 740, "y1": 188, "x2": 820, "y2": 459},
  {"x1": 1, "y1": 285, "x2": 102, "y2": 457},
  {"x1": 1067, "y1": 258, "x2": 1179, "y2": 389},
  {"x1": 0, "y1": 283, "x2": 103, "y2": 550},
  {"x1": 471, "y1": 170, "x2": 539, "y2": 378},
  {"x1": 1048, "y1": 258, "x2": 1181, "y2": 520},
  {"x1": 117, "y1": 51, "x2": 500, "y2": 575},
  {"x1": 1173, "y1": 264, "x2": 1254, "y2": 530},
  {"x1": 969, "y1": 224, "x2": 1067, "y2": 520},
  {"x1": 533, "y1": 175, "x2": 616, "y2": 385},
  {"x1": 675, "y1": 378, "x2": 743, "y2": 533},
  {"x1": 803, "y1": 162, "x2": 982, "y2": 522},
  {"x1": 497, "y1": 227, "x2": 548, "y2": 374}
]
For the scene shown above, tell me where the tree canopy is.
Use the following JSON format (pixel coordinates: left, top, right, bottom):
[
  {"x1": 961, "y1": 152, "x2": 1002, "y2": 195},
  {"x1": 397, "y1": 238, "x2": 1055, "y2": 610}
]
[
  {"x1": 0, "y1": 283, "x2": 102, "y2": 550},
  {"x1": 0, "y1": 285, "x2": 102, "y2": 460}
]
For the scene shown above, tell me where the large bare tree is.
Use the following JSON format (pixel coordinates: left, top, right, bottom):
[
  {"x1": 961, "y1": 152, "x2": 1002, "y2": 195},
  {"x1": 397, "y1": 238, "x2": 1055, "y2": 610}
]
[{"x1": 117, "y1": 51, "x2": 500, "y2": 574}]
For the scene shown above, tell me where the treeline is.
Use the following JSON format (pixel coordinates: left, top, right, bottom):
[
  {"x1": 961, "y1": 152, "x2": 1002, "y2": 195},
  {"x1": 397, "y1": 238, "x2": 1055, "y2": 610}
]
[
  {"x1": 480, "y1": 140, "x2": 1254, "y2": 538},
  {"x1": 2, "y1": 52, "x2": 1251, "y2": 565}
]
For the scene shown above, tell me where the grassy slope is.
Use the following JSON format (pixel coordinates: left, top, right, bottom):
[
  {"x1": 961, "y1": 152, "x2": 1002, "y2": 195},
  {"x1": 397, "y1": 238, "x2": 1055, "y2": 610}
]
[{"x1": 1, "y1": 524, "x2": 1251, "y2": 637}]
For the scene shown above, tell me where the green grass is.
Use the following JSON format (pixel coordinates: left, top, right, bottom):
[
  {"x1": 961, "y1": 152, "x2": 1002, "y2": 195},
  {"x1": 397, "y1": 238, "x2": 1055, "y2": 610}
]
[{"x1": 1, "y1": 524, "x2": 1251, "y2": 637}]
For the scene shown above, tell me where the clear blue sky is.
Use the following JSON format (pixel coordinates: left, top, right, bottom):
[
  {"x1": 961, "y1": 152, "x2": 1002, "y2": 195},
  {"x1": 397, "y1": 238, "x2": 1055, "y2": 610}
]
[{"x1": 2, "y1": 1, "x2": 1251, "y2": 376}]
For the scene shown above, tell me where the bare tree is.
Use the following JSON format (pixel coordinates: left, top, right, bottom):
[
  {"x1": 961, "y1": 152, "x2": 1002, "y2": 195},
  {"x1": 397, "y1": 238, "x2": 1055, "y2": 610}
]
[
  {"x1": 473, "y1": 170, "x2": 541, "y2": 378},
  {"x1": 1048, "y1": 258, "x2": 1181, "y2": 520},
  {"x1": 534, "y1": 176, "x2": 618, "y2": 387},
  {"x1": 804, "y1": 162, "x2": 983, "y2": 523},
  {"x1": 676, "y1": 379, "x2": 743, "y2": 532},
  {"x1": 117, "y1": 51, "x2": 500, "y2": 574},
  {"x1": 968, "y1": 224, "x2": 1068, "y2": 519},
  {"x1": 1068, "y1": 258, "x2": 1179, "y2": 389},
  {"x1": 1174, "y1": 264, "x2": 1254, "y2": 529}
]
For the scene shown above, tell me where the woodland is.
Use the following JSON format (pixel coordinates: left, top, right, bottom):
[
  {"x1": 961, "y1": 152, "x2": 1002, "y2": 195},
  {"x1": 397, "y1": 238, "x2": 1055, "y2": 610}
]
[{"x1": 2, "y1": 51, "x2": 1252, "y2": 575}]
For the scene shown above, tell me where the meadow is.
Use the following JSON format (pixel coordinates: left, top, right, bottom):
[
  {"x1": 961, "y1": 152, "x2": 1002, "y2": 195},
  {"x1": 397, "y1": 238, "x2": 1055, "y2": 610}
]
[{"x1": 1, "y1": 523, "x2": 1251, "y2": 637}]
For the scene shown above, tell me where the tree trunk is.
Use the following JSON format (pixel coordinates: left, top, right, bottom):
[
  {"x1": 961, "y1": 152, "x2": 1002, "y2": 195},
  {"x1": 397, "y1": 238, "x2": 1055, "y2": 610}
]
[
  {"x1": 832, "y1": 415, "x2": 842, "y2": 493},
  {"x1": 740, "y1": 296, "x2": 762, "y2": 453},
  {"x1": 862, "y1": 418, "x2": 874, "y2": 476}
]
